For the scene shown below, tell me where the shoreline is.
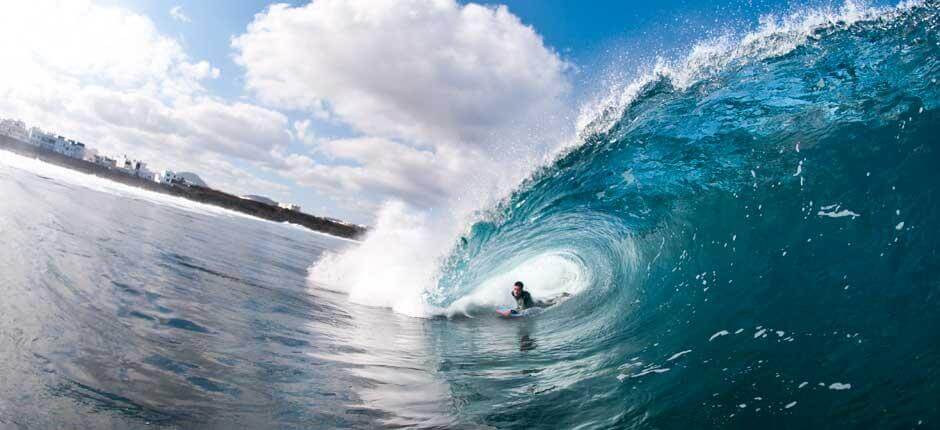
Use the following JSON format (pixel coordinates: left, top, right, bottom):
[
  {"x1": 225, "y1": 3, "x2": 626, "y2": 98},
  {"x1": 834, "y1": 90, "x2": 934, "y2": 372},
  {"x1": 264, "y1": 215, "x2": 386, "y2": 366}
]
[{"x1": 0, "y1": 135, "x2": 367, "y2": 240}]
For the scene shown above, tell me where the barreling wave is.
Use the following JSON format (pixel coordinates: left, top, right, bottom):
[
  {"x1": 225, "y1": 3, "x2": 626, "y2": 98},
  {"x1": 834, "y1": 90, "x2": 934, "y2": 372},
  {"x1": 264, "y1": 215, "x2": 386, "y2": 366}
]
[
  {"x1": 312, "y1": 1, "x2": 939, "y2": 322},
  {"x1": 415, "y1": 1, "x2": 940, "y2": 425},
  {"x1": 306, "y1": 1, "x2": 940, "y2": 426},
  {"x1": 432, "y1": 0, "x2": 939, "y2": 320}
]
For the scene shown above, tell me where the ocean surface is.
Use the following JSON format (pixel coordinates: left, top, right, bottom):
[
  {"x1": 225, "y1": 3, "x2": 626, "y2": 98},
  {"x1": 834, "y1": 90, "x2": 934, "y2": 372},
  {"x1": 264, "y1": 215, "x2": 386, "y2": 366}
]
[{"x1": 3, "y1": 2, "x2": 940, "y2": 429}]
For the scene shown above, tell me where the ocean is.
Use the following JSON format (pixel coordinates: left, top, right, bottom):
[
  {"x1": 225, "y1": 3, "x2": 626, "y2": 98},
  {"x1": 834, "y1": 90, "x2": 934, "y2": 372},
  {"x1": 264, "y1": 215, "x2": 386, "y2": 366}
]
[{"x1": 2, "y1": 1, "x2": 940, "y2": 429}]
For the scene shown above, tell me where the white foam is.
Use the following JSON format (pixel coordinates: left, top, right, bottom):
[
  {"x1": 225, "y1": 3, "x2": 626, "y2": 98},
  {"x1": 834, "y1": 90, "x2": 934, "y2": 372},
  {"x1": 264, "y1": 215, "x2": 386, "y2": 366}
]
[
  {"x1": 709, "y1": 330, "x2": 730, "y2": 341},
  {"x1": 578, "y1": 0, "x2": 906, "y2": 136},
  {"x1": 630, "y1": 367, "x2": 670, "y2": 378},
  {"x1": 667, "y1": 350, "x2": 692, "y2": 361},
  {"x1": 618, "y1": 362, "x2": 644, "y2": 370},
  {"x1": 829, "y1": 382, "x2": 852, "y2": 390},
  {"x1": 308, "y1": 201, "x2": 444, "y2": 317},
  {"x1": 818, "y1": 204, "x2": 861, "y2": 219}
]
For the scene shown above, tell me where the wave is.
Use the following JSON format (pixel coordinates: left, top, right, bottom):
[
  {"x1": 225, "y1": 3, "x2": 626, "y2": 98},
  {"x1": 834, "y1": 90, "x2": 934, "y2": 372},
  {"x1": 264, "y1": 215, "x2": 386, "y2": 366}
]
[{"x1": 309, "y1": 0, "x2": 939, "y2": 324}]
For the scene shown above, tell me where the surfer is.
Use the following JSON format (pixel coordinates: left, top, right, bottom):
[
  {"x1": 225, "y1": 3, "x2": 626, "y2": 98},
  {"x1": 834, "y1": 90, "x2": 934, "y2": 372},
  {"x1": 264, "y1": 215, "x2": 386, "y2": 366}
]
[
  {"x1": 500, "y1": 281, "x2": 571, "y2": 317},
  {"x1": 511, "y1": 281, "x2": 536, "y2": 310},
  {"x1": 511, "y1": 281, "x2": 572, "y2": 311}
]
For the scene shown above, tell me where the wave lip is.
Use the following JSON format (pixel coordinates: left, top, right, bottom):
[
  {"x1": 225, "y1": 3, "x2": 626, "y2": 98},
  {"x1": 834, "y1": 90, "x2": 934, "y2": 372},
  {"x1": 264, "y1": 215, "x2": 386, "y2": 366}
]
[
  {"x1": 310, "y1": 0, "x2": 939, "y2": 323},
  {"x1": 299, "y1": 1, "x2": 940, "y2": 427},
  {"x1": 420, "y1": 0, "x2": 940, "y2": 427},
  {"x1": 578, "y1": 0, "x2": 924, "y2": 137}
]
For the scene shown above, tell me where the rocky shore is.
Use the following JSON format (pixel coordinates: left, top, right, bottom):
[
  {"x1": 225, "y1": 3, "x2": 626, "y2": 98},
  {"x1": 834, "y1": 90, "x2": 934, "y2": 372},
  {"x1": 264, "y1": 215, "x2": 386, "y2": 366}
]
[{"x1": 0, "y1": 135, "x2": 367, "y2": 240}]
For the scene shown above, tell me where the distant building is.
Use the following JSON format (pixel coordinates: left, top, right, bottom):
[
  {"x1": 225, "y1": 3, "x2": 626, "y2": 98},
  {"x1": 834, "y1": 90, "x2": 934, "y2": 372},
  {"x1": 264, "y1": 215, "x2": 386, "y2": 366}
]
[
  {"x1": 116, "y1": 156, "x2": 154, "y2": 179},
  {"x1": 117, "y1": 155, "x2": 133, "y2": 171},
  {"x1": 26, "y1": 127, "x2": 41, "y2": 146},
  {"x1": 278, "y1": 202, "x2": 301, "y2": 211},
  {"x1": 133, "y1": 161, "x2": 153, "y2": 179},
  {"x1": 64, "y1": 141, "x2": 86, "y2": 159},
  {"x1": 93, "y1": 154, "x2": 117, "y2": 168},
  {"x1": 28, "y1": 127, "x2": 56, "y2": 149},
  {"x1": 242, "y1": 194, "x2": 277, "y2": 206},
  {"x1": 0, "y1": 119, "x2": 28, "y2": 142},
  {"x1": 48, "y1": 136, "x2": 86, "y2": 159},
  {"x1": 157, "y1": 169, "x2": 183, "y2": 185},
  {"x1": 52, "y1": 136, "x2": 70, "y2": 155}
]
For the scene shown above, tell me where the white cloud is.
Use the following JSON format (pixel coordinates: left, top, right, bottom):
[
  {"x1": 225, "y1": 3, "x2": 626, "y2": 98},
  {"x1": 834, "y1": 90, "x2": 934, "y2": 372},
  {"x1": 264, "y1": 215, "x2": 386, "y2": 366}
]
[
  {"x1": 180, "y1": 61, "x2": 221, "y2": 81},
  {"x1": 233, "y1": 0, "x2": 569, "y2": 146},
  {"x1": 169, "y1": 5, "x2": 191, "y2": 23},
  {"x1": 292, "y1": 119, "x2": 316, "y2": 146},
  {"x1": 0, "y1": 0, "x2": 576, "y2": 222},
  {"x1": 0, "y1": 0, "x2": 291, "y2": 196},
  {"x1": 232, "y1": 0, "x2": 573, "y2": 212},
  {"x1": 1, "y1": 2, "x2": 189, "y2": 89}
]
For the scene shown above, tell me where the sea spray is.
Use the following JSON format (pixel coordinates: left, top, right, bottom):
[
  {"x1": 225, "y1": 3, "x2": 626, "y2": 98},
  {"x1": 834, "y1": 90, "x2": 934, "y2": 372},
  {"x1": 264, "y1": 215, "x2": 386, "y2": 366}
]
[
  {"x1": 309, "y1": 0, "x2": 936, "y2": 324},
  {"x1": 308, "y1": 200, "x2": 448, "y2": 316}
]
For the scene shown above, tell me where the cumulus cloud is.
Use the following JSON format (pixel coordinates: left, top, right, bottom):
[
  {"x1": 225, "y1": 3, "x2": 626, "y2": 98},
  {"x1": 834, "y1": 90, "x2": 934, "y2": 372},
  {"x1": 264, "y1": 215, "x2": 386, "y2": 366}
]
[
  {"x1": 0, "y1": 0, "x2": 575, "y2": 221},
  {"x1": 0, "y1": 0, "x2": 291, "y2": 195},
  {"x1": 234, "y1": 0, "x2": 569, "y2": 145},
  {"x1": 232, "y1": 0, "x2": 573, "y2": 211},
  {"x1": 169, "y1": 5, "x2": 190, "y2": 23}
]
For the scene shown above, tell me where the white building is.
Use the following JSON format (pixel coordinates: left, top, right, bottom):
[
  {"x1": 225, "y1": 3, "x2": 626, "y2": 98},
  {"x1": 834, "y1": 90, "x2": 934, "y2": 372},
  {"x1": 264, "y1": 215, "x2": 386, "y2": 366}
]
[
  {"x1": 47, "y1": 136, "x2": 86, "y2": 159},
  {"x1": 52, "y1": 136, "x2": 66, "y2": 153},
  {"x1": 0, "y1": 119, "x2": 28, "y2": 142},
  {"x1": 28, "y1": 128, "x2": 56, "y2": 149},
  {"x1": 132, "y1": 161, "x2": 153, "y2": 179},
  {"x1": 117, "y1": 155, "x2": 133, "y2": 171},
  {"x1": 64, "y1": 141, "x2": 85, "y2": 159},
  {"x1": 158, "y1": 169, "x2": 186, "y2": 185},
  {"x1": 278, "y1": 202, "x2": 301, "y2": 211},
  {"x1": 93, "y1": 155, "x2": 117, "y2": 167},
  {"x1": 115, "y1": 156, "x2": 152, "y2": 178}
]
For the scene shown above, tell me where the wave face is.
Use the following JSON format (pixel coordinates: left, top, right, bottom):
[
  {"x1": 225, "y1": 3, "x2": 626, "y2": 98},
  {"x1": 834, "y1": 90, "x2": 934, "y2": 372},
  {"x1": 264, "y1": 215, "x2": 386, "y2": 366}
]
[{"x1": 428, "y1": 3, "x2": 940, "y2": 427}]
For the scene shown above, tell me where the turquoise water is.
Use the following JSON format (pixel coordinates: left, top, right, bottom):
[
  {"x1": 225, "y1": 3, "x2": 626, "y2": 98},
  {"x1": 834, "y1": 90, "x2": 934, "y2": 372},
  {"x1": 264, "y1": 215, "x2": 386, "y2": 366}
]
[
  {"x1": 1, "y1": 2, "x2": 939, "y2": 429},
  {"x1": 431, "y1": 2, "x2": 940, "y2": 428}
]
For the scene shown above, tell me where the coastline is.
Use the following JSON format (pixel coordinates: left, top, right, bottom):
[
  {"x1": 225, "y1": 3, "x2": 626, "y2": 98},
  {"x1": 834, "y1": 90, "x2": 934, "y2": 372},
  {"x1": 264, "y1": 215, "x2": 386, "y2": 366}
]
[{"x1": 0, "y1": 135, "x2": 367, "y2": 240}]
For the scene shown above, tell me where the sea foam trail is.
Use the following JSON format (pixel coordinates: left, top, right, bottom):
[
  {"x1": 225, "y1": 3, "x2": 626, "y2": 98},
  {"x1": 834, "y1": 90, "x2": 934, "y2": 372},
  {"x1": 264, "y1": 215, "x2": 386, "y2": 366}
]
[{"x1": 308, "y1": 0, "x2": 929, "y2": 318}]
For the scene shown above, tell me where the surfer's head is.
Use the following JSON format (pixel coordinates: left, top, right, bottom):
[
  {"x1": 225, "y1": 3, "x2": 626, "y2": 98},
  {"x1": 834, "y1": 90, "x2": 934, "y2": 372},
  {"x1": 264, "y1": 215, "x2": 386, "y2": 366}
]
[{"x1": 512, "y1": 281, "x2": 524, "y2": 297}]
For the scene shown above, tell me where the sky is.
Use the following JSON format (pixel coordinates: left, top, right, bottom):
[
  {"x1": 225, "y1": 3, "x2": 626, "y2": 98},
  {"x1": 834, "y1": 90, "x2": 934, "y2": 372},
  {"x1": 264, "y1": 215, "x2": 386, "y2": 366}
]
[{"x1": 0, "y1": 0, "x2": 890, "y2": 225}]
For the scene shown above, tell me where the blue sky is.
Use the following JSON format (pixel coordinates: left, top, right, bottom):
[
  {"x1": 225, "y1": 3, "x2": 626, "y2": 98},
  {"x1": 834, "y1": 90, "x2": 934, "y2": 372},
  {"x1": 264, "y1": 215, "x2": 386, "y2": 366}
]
[
  {"x1": 1, "y1": 0, "x2": 894, "y2": 225},
  {"x1": 124, "y1": 0, "x2": 815, "y2": 97}
]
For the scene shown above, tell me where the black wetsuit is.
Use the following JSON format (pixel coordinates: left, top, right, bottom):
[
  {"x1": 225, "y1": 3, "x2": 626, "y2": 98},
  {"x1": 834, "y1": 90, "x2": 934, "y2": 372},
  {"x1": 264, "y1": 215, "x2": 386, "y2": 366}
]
[{"x1": 514, "y1": 291, "x2": 535, "y2": 310}]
